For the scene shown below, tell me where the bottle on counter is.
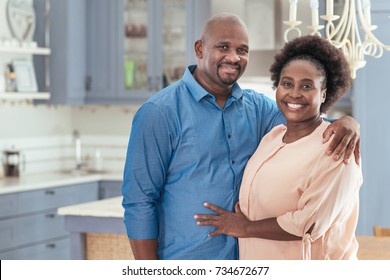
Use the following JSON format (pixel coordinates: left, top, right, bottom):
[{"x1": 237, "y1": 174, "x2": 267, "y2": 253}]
[{"x1": 93, "y1": 149, "x2": 103, "y2": 172}]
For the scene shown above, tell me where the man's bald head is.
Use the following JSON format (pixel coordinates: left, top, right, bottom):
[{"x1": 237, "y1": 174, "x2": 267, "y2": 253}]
[{"x1": 201, "y1": 13, "x2": 248, "y2": 43}]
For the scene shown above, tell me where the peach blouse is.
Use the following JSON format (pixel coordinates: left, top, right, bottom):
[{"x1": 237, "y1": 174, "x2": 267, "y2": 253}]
[{"x1": 238, "y1": 121, "x2": 363, "y2": 260}]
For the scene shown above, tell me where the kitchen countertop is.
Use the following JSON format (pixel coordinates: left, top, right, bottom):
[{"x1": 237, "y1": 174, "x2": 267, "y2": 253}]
[
  {"x1": 58, "y1": 196, "x2": 123, "y2": 218},
  {"x1": 0, "y1": 171, "x2": 122, "y2": 195}
]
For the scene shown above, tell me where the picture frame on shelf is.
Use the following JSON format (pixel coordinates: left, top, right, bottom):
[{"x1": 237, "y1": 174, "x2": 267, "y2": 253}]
[{"x1": 12, "y1": 59, "x2": 38, "y2": 92}]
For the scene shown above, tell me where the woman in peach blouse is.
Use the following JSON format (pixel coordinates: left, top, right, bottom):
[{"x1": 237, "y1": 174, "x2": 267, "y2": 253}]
[{"x1": 195, "y1": 35, "x2": 363, "y2": 260}]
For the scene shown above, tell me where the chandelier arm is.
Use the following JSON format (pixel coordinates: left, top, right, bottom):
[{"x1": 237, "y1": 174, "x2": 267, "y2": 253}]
[{"x1": 357, "y1": 0, "x2": 390, "y2": 50}]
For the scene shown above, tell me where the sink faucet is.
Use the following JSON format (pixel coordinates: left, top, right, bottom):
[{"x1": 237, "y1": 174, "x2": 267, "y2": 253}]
[{"x1": 73, "y1": 130, "x2": 85, "y2": 170}]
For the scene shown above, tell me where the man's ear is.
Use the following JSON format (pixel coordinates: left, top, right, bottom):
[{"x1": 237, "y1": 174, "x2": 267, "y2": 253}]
[{"x1": 194, "y1": 40, "x2": 203, "y2": 59}]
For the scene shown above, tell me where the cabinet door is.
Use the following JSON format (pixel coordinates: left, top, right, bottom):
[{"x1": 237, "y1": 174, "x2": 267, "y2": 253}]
[
  {"x1": 85, "y1": 0, "x2": 203, "y2": 104},
  {"x1": 352, "y1": 4, "x2": 390, "y2": 235},
  {"x1": 85, "y1": 0, "x2": 119, "y2": 103},
  {"x1": 49, "y1": 0, "x2": 87, "y2": 104},
  {"x1": 99, "y1": 181, "x2": 123, "y2": 199}
]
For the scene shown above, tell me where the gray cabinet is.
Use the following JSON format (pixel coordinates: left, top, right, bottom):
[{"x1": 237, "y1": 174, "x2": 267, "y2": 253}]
[
  {"x1": 48, "y1": 0, "x2": 87, "y2": 105},
  {"x1": 352, "y1": 1, "x2": 390, "y2": 235},
  {"x1": 0, "y1": 182, "x2": 99, "y2": 259},
  {"x1": 47, "y1": 0, "x2": 208, "y2": 105},
  {"x1": 99, "y1": 181, "x2": 123, "y2": 199}
]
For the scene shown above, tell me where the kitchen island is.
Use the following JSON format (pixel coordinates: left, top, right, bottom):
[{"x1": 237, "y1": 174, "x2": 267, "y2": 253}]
[
  {"x1": 58, "y1": 196, "x2": 390, "y2": 260},
  {"x1": 57, "y1": 196, "x2": 133, "y2": 260}
]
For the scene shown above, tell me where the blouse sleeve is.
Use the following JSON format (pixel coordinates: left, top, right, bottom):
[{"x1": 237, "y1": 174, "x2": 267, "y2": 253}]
[{"x1": 276, "y1": 155, "x2": 362, "y2": 242}]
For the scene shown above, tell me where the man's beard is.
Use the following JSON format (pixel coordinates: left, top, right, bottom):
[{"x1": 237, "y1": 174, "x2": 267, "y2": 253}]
[{"x1": 217, "y1": 63, "x2": 242, "y2": 85}]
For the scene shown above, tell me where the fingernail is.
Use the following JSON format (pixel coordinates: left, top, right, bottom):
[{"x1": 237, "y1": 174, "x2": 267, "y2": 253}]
[
  {"x1": 194, "y1": 215, "x2": 197, "y2": 219},
  {"x1": 327, "y1": 150, "x2": 332, "y2": 156},
  {"x1": 334, "y1": 154, "x2": 339, "y2": 160}
]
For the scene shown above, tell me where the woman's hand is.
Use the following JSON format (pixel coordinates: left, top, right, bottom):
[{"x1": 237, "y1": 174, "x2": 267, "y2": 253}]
[
  {"x1": 194, "y1": 202, "x2": 250, "y2": 238},
  {"x1": 323, "y1": 115, "x2": 360, "y2": 165}
]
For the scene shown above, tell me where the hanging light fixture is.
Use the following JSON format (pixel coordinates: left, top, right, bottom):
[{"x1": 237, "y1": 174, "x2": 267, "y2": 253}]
[{"x1": 284, "y1": 0, "x2": 390, "y2": 79}]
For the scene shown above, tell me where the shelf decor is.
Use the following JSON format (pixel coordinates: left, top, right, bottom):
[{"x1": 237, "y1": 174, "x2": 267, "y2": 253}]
[
  {"x1": 6, "y1": 0, "x2": 36, "y2": 43},
  {"x1": 12, "y1": 59, "x2": 38, "y2": 92}
]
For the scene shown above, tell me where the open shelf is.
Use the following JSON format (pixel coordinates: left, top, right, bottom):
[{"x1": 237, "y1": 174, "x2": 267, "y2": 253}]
[
  {"x1": 0, "y1": 92, "x2": 50, "y2": 100},
  {"x1": 0, "y1": 46, "x2": 51, "y2": 55}
]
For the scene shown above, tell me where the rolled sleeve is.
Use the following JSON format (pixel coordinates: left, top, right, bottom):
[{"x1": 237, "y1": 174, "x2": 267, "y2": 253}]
[{"x1": 122, "y1": 102, "x2": 171, "y2": 239}]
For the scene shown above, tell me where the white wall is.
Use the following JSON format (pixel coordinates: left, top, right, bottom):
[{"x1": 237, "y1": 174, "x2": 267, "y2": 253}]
[{"x1": 0, "y1": 103, "x2": 138, "y2": 175}]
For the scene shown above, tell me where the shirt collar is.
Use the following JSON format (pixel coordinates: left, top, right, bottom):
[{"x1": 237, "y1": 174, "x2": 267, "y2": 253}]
[{"x1": 182, "y1": 65, "x2": 243, "y2": 103}]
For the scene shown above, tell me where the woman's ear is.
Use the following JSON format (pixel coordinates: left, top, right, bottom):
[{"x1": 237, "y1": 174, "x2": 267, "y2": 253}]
[{"x1": 321, "y1": 89, "x2": 327, "y2": 103}]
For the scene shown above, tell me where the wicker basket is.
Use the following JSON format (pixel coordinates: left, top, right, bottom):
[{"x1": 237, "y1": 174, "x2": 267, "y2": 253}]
[{"x1": 85, "y1": 233, "x2": 134, "y2": 260}]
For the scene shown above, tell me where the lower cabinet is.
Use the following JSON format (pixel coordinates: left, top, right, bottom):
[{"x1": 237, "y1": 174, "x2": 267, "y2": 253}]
[
  {"x1": 0, "y1": 182, "x2": 99, "y2": 260},
  {"x1": 0, "y1": 237, "x2": 71, "y2": 260},
  {"x1": 99, "y1": 181, "x2": 122, "y2": 199}
]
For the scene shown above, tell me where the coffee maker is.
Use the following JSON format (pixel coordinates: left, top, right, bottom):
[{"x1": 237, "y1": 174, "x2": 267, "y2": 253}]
[{"x1": 3, "y1": 149, "x2": 24, "y2": 177}]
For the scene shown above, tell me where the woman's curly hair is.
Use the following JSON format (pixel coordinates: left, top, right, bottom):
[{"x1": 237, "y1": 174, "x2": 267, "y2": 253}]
[{"x1": 269, "y1": 35, "x2": 351, "y2": 113}]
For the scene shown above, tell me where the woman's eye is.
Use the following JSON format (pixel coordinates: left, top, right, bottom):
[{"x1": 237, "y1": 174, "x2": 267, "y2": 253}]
[
  {"x1": 282, "y1": 81, "x2": 292, "y2": 88},
  {"x1": 302, "y1": 84, "x2": 313, "y2": 90}
]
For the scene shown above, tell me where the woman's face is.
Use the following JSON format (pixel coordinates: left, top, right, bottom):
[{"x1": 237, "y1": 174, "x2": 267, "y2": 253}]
[{"x1": 276, "y1": 59, "x2": 326, "y2": 124}]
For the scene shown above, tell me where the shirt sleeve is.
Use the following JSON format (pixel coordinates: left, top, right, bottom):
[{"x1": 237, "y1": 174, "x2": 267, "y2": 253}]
[
  {"x1": 122, "y1": 102, "x2": 172, "y2": 239},
  {"x1": 276, "y1": 156, "x2": 362, "y2": 241}
]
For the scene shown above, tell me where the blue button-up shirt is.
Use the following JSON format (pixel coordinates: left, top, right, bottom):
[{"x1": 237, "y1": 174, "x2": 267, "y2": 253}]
[{"x1": 122, "y1": 65, "x2": 285, "y2": 259}]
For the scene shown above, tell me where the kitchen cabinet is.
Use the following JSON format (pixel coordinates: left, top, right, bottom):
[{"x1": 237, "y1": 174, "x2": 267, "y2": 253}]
[
  {"x1": 47, "y1": 0, "x2": 87, "y2": 105},
  {"x1": 352, "y1": 1, "x2": 390, "y2": 235},
  {"x1": 99, "y1": 181, "x2": 122, "y2": 199},
  {"x1": 85, "y1": 0, "x2": 206, "y2": 104},
  {"x1": 0, "y1": 182, "x2": 99, "y2": 260},
  {"x1": 48, "y1": 0, "x2": 209, "y2": 105}
]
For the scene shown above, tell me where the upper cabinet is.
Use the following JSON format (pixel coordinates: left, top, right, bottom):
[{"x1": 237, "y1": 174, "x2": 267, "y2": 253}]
[{"x1": 48, "y1": 0, "x2": 209, "y2": 105}]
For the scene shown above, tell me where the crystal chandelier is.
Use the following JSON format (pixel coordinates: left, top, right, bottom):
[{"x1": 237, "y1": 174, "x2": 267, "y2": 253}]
[{"x1": 284, "y1": 0, "x2": 390, "y2": 79}]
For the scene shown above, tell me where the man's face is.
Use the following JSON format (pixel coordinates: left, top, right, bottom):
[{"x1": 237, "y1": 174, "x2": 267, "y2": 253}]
[{"x1": 196, "y1": 22, "x2": 249, "y2": 91}]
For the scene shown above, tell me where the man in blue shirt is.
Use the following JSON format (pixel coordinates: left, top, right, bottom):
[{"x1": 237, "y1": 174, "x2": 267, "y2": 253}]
[{"x1": 121, "y1": 13, "x2": 360, "y2": 260}]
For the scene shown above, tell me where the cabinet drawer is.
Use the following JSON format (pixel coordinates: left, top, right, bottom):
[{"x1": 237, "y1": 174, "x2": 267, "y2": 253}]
[
  {"x1": 0, "y1": 237, "x2": 70, "y2": 260},
  {"x1": 0, "y1": 182, "x2": 99, "y2": 219},
  {"x1": 99, "y1": 181, "x2": 122, "y2": 199},
  {"x1": 0, "y1": 210, "x2": 67, "y2": 251}
]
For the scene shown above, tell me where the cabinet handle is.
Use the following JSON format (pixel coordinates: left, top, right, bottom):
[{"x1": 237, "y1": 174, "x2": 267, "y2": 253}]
[
  {"x1": 45, "y1": 190, "x2": 55, "y2": 195},
  {"x1": 46, "y1": 243, "x2": 56, "y2": 248},
  {"x1": 45, "y1": 213, "x2": 56, "y2": 218}
]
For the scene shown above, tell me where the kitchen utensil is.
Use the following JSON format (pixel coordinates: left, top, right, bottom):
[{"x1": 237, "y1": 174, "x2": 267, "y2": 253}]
[{"x1": 3, "y1": 148, "x2": 25, "y2": 177}]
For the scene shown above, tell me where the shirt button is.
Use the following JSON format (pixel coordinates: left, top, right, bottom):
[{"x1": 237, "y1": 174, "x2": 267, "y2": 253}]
[
  {"x1": 228, "y1": 134, "x2": 231, "y2": 139},
  {"x1": 232, "y1": 160, "x2": 235, "y2": 164}
]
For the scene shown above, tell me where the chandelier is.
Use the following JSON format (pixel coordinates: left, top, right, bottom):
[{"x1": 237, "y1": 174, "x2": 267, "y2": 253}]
[{"x1": 284, "y1": 0, "x2": 390, "y2": 79}]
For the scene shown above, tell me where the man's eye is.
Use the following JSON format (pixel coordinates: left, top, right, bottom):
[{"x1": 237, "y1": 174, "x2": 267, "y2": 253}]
[{"x1": 238, "y1": 48, "x2": 248, "y2": 54}]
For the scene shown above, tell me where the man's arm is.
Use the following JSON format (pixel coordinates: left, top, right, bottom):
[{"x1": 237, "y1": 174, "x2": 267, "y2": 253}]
[
  {"x1": 122, "y1": 103, "x2": 172, "y2": 260},
  {"x1": 323, "y1": 115, "x2": 360, "y2": 165},
  {"x1": 130, "y1": 239, "x2": 158, "y2": 260}
]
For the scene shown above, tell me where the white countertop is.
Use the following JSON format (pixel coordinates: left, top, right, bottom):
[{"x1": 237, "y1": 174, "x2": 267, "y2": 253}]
[
  {"x1": 0, "y1": 171, "x2": 122, "y2": 195},
  {"x1": 58, "y1": 196, "x2": 123, "y2": 218}
]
